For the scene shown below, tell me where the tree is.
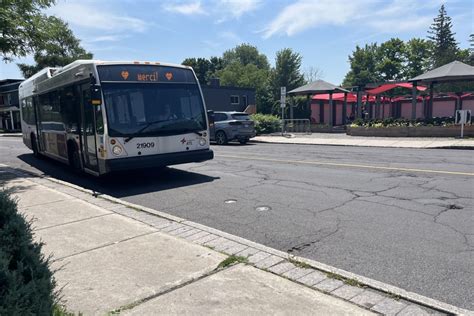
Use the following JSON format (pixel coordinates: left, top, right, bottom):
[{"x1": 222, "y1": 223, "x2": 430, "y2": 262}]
[
  {"x1": 0, "y1": 0, "x2": 55, "y2": 62},
  {"x1": 376, "y1": 38, "x2": 405, "y2": 81},
  {"x1": 303, "y1": 66, "x2": 323, "y2": 83},
  {"x1": 270, "y1": 48, "x2": 305, "y2": 101},
  {"x1": 17, "y1": 16, "x2": 92, "y2": 78},
  {"x1": 208, "y1": 56, "x2": 224, "y2": 78},
  {"x1": 428, "y1": 4, "x2": 459, "y2": 68},
  {"x1": 182, "y1": 57, "x2": 211, "y2": 85},
  {"x1": 403, "y1": 38, "x2": 432, "y2": 78},
  {"x1": 222, "y1": 43, "x2": 270, "y2": 70},
  {"x1": 342, "y1": 43, "x2": 381, "y2": 87},
  {"x1": 182, "y1": 56, "x2": 223, "y2": 85},
  {"x1": 218, "y1": 44, "x2": 273, "y2": 113}
]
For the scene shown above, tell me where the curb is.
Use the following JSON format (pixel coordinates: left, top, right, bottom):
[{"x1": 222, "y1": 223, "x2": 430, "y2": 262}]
[
  {"x1": 0, "y1": 134, "x2": 22, "y2": 138},
  {"x1": 1, "y1": 164, "x2": 472, "y2": 315},
  {"x1": 250, "y1": 138, "x2": 474, "y2": 150}
]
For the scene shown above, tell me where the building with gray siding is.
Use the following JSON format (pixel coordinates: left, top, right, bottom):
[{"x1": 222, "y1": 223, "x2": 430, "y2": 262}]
[{"x1": 201, "y1": 79, "x2": 256, "y2": 112}]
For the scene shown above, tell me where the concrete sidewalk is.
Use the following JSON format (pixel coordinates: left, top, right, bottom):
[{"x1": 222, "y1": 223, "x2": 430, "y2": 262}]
[
  {"x1": 252, "y1": 133, "x2": 474, "y2": 149},
  {"x1": 0, "y1": 166, "x2": 465, "y2": 315}
]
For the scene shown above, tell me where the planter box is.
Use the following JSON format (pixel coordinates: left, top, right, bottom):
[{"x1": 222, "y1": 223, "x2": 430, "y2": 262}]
[
  {"x1": 347, "y1": 125, "x2": 474, "y2": 137},
  {"x1": 311, "y1": 125, "x2": 346, "y2": 133}
]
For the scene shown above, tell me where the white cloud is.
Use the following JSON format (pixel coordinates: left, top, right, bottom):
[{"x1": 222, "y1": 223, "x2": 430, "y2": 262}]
[
  {"x1": 262, "y1": 0, "x2": 370, "y2": 38},
  {"x1": 163, "y1": 1, "x2": 206, "y2": 15},
  {"x1": 262, "y1": 0, "x2": 441, "y2": 38},
  {"x1": 49, "y1": 2, "x2": 147, "y2": 32},
  {"x1": 215, "y1": 0, "x2": 262, "y2": 21},
  {"x1": 86, "y1": 35, "x2": 124, "y2": 43}
]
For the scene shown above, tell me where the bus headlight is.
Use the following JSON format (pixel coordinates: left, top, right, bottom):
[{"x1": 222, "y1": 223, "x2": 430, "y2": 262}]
[
  {"x1": 199, "y1": 138, "x2": 207, "y2": 146},
  {"x1": 112, "y1": 145, "x2": 123, "y2": 155}
]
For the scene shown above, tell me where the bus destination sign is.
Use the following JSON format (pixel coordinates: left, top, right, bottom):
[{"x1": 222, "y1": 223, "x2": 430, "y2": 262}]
[{"x1": 97, "y1": 65, "x2": 196, "y2": 83}]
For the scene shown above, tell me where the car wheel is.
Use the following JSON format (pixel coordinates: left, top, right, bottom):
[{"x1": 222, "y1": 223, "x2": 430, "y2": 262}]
[{"x1": 215, "y1": 131, "x2": 228, "y2": 145}]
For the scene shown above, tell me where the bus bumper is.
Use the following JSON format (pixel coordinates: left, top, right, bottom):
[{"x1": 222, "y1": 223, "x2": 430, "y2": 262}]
[{"x1": 103, "y1": 149, "x2": 214, "y2": 173}]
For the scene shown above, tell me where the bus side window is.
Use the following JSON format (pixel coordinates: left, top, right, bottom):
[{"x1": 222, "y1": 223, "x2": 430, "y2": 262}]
[{"x1": 60, "y1": 86, "x2": 79, "y2": 132}]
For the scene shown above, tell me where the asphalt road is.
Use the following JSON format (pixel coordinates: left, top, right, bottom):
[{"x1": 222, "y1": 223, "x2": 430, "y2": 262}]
[{"x1": 1, "y1": 136, "x2": 473, "y2": 310}]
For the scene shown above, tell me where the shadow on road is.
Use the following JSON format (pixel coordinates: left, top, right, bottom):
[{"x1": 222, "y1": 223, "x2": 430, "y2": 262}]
[{"x1": 17, "y1": 154, "x2": 219, "y2": 198}]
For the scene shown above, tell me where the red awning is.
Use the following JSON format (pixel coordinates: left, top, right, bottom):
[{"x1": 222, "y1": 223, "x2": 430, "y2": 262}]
[
  {"x1": 367, "y1": 82, "x2": 427, "y2": 95},
  {"x1": 312, "y1": 93, "x2": 388, "y2": 103}
]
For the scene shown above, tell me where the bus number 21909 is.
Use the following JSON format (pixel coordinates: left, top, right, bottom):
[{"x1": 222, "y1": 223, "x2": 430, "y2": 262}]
[{"x1": 137, "y1": 142, "x2": 155, "y2": 149}]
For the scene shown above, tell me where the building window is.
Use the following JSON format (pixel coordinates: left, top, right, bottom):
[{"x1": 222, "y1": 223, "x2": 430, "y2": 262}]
[{"x1": 230, "y1": 95, "x2": 239, "y2": 105}]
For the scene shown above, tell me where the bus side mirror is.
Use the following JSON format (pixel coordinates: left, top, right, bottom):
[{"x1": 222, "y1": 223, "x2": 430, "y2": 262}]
[
  {"x1": 91, "y1": 84, "x2": 102, "y2": 106},
  {"x1": 207, "y1": 110, "x2": 215, "y2": 125}
]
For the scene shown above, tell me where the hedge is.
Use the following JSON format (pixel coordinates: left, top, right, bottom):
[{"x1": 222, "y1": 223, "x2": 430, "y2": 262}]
[
  {"x1": 0, "y1": 190, "x2": 56, "y2": 315},
  {"x1": 251, "y1": 114, "x2": 281, "y2": 135}
]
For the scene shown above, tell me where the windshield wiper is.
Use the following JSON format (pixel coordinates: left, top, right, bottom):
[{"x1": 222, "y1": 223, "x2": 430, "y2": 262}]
[
  {"x1": 169, "y1": 128, "x2": 204, "y2": 136},
  {"x1": 124, "y1": 119, "x2": 168, "y2": 143}
]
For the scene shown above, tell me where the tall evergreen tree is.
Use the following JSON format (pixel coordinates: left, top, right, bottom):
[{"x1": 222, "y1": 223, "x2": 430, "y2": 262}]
[
  {"x1": 427, "y1": 4, "x2": 459, "y2": 68},
  {"x1": 270, "y1": 48, "x2": 305, "y2": 102}
]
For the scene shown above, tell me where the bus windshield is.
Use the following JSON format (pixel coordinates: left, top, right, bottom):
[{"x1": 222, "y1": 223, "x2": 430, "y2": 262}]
[{"x1": 101, "y1": 83, "x2": 206, "y2": 137}]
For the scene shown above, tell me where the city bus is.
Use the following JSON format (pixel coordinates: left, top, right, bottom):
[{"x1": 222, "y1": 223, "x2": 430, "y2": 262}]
[{"x1": 18, "y1": 60, "x2": 213, "y2": 176}]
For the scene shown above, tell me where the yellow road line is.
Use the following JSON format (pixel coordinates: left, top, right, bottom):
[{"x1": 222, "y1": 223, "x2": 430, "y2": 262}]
[{"x1": 217, "y1": 154, "x2": 474, "y2": 177}]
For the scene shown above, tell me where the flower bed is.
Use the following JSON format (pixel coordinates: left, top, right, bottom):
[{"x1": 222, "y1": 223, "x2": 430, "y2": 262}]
[{"x1": 347, "y1": 125, "x2": 474, "y2": 137}]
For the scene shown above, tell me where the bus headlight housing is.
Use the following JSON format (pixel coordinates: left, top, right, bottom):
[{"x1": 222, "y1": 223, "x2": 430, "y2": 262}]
[
  {"x1": 112, "y1": 145, "x2": 123, "y2": 155},
  {"x1": 199, "y1": 138, "x2": 207, "y2": 146}
]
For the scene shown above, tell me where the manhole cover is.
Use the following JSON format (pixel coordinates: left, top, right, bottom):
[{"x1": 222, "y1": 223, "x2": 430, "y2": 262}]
[
  {"x1": 255, "y1": 206, "x2": 271, "y2": 212},
  {"x1": 224, "y1": 199, "x2": 237, "y2": 204}
]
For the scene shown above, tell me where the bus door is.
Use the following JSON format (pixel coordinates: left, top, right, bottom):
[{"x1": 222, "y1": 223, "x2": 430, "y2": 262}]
[{"x1": 79, "y1": 83, "x2": 99, "y2": 172}]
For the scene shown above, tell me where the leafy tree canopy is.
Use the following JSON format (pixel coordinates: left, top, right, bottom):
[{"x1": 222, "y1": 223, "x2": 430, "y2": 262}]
[
  {"x1": 0, "y1": 0, "x2": 55, "y2": 61},
  {"x1": 222, "y1": 43, "x2": 270, "y2": 70},
  {"x1": 342, "y1": 43, "x2": 381, "y2": 87},
  {"x1": 17, "y1": 16, "x2": 92, "y2": 78},
  {"x1": 181, "y1": 56, "x2": 223, "y2": 85}
]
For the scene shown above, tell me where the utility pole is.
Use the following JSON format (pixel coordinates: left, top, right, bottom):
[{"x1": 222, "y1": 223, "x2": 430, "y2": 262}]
[{"x1": 281, "y1": 87, "x2": 286, "y2": 135}]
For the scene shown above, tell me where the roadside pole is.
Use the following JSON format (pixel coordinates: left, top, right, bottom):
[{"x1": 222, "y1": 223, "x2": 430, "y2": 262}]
[
  {"x1": 455, "y1": 109, "x2": 471, "y2": 139},
  {"x1": 281, "y1": 87, "x2": 286, "y2": 135}
]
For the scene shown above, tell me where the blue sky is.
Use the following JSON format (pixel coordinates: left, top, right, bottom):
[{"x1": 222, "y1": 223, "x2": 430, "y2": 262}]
[{"x1": 1, "y1": 0, "x2": 472, "y2": 84}]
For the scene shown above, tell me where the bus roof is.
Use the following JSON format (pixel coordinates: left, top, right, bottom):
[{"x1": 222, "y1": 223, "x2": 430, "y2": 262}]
[{"x1": 19, "y1": 60, "x2": 194, "y2": 98}]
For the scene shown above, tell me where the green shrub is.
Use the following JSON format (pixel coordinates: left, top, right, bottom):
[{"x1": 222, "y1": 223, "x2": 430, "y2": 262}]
[
  {"x1": 0, "y1": 190, "x2": 56, "y2": 315},
  {"x1": 251, "y1": 113, "x2": 281, "y2": 135}
]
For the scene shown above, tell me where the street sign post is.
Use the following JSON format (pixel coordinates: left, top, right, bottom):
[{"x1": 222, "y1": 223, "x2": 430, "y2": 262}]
[
  {"x1": 455, "y1": 110, "x2": 471, "y2": 138},
  {"x1": 281, "y1": 87, "x2": 286, "y2": 135}
]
